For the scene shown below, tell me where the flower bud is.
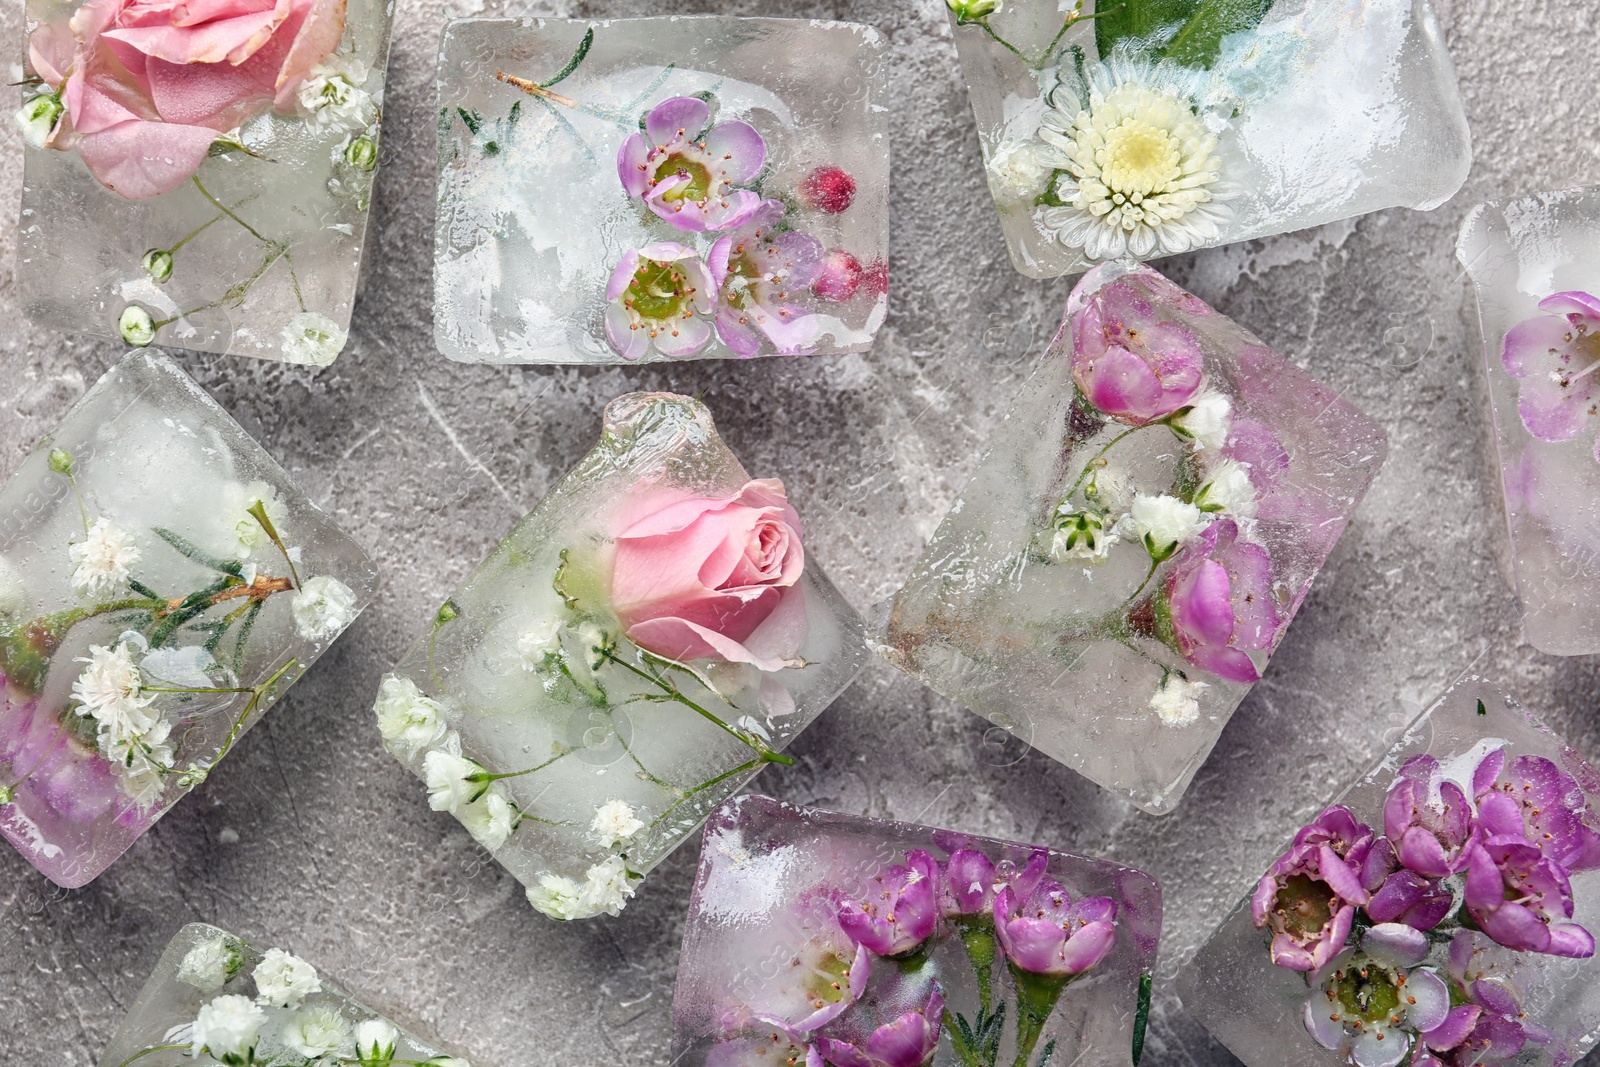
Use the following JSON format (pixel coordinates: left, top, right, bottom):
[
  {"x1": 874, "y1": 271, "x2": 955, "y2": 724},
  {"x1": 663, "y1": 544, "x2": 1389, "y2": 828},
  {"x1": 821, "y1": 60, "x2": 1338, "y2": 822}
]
[
  {"x1": 813, "y1": 250, "x2": 863, "y2": 302},
  {"x1": 47, "y1": 448, "x2": 73, "y2": 476},
  {"x1": 119, "y1": 305, "x2": 156, "y2": 347},
  {"x1": 947, "y1": 0, "x2": 1001, "y2": 21},
  {"x1": 142, "y1": 248, "x2": 174, "y2": 283},
  {"x1": 15, "y1": 92, "x2": 63, "y2": 150},
  {"x1": 345, "y1": 135, "x2": 378, "y2": 171},
  {"x1": 797, "y1": 165, "x2": 857, "y2": 214}
]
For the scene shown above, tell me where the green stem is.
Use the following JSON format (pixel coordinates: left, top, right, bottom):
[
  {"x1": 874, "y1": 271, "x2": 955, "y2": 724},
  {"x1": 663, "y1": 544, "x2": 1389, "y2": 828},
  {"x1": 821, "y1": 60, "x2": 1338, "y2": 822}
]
[
  {"x1": 284, "y1": 253, "x2": 307, "y2": 313},
  {"x1": 1063, "y1": 424, "x2": 1145, "y2": 500},
  {"x1": 600, "y1": 649, "x2": 793, "y2": 765},
  {"x1": 968, "y1": 7, "x2": 1120, "y2": 69},
  {"x1": 153, "y1": 245, "x2": 286, "y2": 329},
  {"x1": 467, "y1": 748, "x2": 569, "y2": 791},
  {"x1": 1009, "y1": 965, "x2": 1071, "y2": 1067},
  {"x1": 247, "y1": 501, "x2": 300, "y2": 588},
  {"x1": 139, "y1": 685, "x2": 256, "y2": 695},
  {"x1": 961, "y1": 920, "x2": 998, "y2": 1016},
  {"x1": 1117, "y1": 557, "x2": 1160, "y2": 612},
  {"x1": 64, "y1": 470, "x2": 89, "y2": 535},
  {"x1": 192, "y1": 176, "x2": 269, "y2": 244},
  {"x1": 167, "y1": 211, "x2": 225, "y2": 254},
  {"x1": 648, "y1": 755, "x2": 765, "y2": 830},
  {"x1": 206, "y1": 659, "x2": 296, "y2": 769},
  {"x1": 112, "y1": 1044, "x2": 191, "y2": 1067}
]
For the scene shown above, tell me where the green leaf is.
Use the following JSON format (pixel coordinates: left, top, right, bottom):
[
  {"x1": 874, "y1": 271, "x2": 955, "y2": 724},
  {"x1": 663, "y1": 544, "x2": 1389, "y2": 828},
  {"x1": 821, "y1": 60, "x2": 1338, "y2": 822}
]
[
  {"x1": 1158, "y1": 0, "x2": 1275, "y2": 68},
  {"x1": 1094, "y1": 0, "x2": 1202, "y2": 59},
  {"x1": 1476, "y1": 699, "x2": 1487, "y2": 717},
  {"x1": 1095, "y1": 0, "x2": 1274, "y2": 70},
  {"x1": 1132, "y1": 971, "x2": 1154, "y2": 1065},
  {"x1": 152, "y1": 527, "x2": 244, "y2": 576},
  {"x1": 541, "y1": 26, "x2": 594, "y2": 88}
]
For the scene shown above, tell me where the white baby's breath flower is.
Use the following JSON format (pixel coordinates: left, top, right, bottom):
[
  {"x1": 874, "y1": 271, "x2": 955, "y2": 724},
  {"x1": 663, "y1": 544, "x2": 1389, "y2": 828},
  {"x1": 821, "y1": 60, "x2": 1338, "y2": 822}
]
[
  {"x1": 15, "y1": 92, "x2": 62, "y2": 149},
  {"x1": 192, "y1": 994, "x2": 266, "y2": 1065},
  {"x1": 279, "y1": 312, "x2": 348, "y2": 367},
  {"x1": 214, "y1": 481, "x2": 287, "y2": 561},
  {"x1": 516, "y1": 618, "x2": 564, "y2": 671},
  {"x1": 579, "y1": 855, "x2": 637, "y2": 917},
  {"x1": 70, "y1": 517, "x2": 141, "y2": 598},
  {"x1": 576, "y1": 621, "x2": 615, "y2": 673},
  {"x1": 373, "y1": 675, "x2": 448, "y2": 758},
  {"x1": 1128, "y1": 494, "x2": 1207, "y2": 558},
  {"x1": 296, "y1": 59, "x2": 376, "y2": 130},
  {"x1": 252, "y1": 948, "x2": 321, "y2": 1008},
  {"x1": 1085, "y1": 466, "x2": 1135, "y2": 513},
  {"x1": 0, "y1": 555, "x2": 27, "y2": 618},
  {"x1": 423, "y1": 749, "x2": 481, "y2": 815},
  {"x1": 459, "y1": 788, "x2": 516, "y2": 851},
  {"x1": 1150, "y1": 675, "x2": 1208, "y2": 727},
  {"x1": 292, "y1": 575, "x2": 358, "y2": 641},
  {"x1": 178, "y1": 936, "x2": 240, "y2": 991},
  {"x1": 1197, "y1": 459, "x2": 1257, "y2": 518},
  {"x1": 1050, "y1": 506, "x2": 1116, "y2": 561},
  {"x1": 985, "y1": 138, "x2": 1053, "y2": 203},
  {"x1": 590, "y1": 799, "x2": 644, "y2": 848},
  {"x1": 1173, "y1": 391, "x2": 1232, "y2": 450},
  {"x1": 72, "y1": 639, "x2": 158, "y2": 738},
  {"x1": 115, "y1": 743, "x2": 175, "y2": 810},
  {"x1": 283, "y1": 1004, "x2": 350, "y2": 1058},
  {"x1": 354, "y1": 1019, "x2": 399, "y2": 1066},
  {"x1": 526, "y1": 872, "x2": 587, "y2": 921}
]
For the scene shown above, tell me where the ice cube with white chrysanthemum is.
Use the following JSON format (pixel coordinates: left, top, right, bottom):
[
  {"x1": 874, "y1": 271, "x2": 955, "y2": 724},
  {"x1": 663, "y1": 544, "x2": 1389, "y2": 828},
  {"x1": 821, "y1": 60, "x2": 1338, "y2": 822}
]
[{"x1": 0, "y1": 353, "x2": 376, "y2": 887}]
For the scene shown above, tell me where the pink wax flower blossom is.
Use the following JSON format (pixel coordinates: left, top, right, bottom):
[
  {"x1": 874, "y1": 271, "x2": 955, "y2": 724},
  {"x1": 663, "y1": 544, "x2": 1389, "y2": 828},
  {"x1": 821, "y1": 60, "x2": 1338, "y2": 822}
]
[
  {"x1": 814, "y1": 987, "x2": 944, "y2": 1067},
  {"x1": 1158, "y1": 519, "x2": 1279, "y2": 685},
  {"x1": 610, "y1": 479, "x2": 807, "y2": 672},
  {"x1": 992, "y1": 876, "x2": 1117, "y2": 977},
  {"x1": 1462, "y1": 836, "x2": 1594, "y2": 958},
  {"x1": 1359, "y1": 836, "x2": 1453, "y2": 930},
  {"x1": 618, "y1": 96, "x2": 766, "y2": 234},
  {"x1": 1070, "y1": 274, "x2": 1204, "y2": 425},
  {"x1": 1501, "y1": 291, "x2": 1600, "y2": 459},
  {"x1": 1383, "y1": 754, "x2": 1478, "y2": 878},
  {"x1": 1472, "y1": 749, "x2": 1600, "y2": 872},
  {"x1": 27, "y1": 0, "x2": 345, "y2": 199},
  {"x1": 1413, "y1": 931, "x2": 1555, "y2": 1067},
  {"x1": 1302, "y1": 923, "x2": 1451, "y2": 1067},
  {"x1": 604, "y1": 243, "x2": 721, "y2": 360},
  {"x1": 706, "y1": 1031, "x2": 822, "y2": 1067},
  {"x1": 708, "y1": 201, "x2": 826, "y2": 358},
  {"x1": 836, "y1": 849, "x2": 940, "y2": 957},
  {"x1": 1252, "y1": 805, "x2": 1374, "y2": 972}
]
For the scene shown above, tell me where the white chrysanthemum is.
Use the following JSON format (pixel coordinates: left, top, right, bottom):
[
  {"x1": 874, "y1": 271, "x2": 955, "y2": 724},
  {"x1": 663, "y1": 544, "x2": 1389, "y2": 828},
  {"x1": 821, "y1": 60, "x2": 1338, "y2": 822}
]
[
  {"x1": 297, "y1": 58, "x2": 376, "y2": 130},
  {"x1": 578, "y1": 855, "x2": 636, "y2": 918},
  {"x1": 526, "y1": 872, "x2": 587, "y2": 921},
  {"x1": 1173, "y1": 391, "x2": 1232, "y2": 450},
  {"x1": 1128, "y1": 494, "x2": 1208, "y2": 555},
  {"x1": 985, "y1": 138, "x2": 1053, "y2": 203},
  {"x1": 1150, "y1": 675, "x2": 1208, "y2": 727},
  {"x1": 192, "y1": 994, "x2": 266, "y2": 1062},
  {"x1": 1036, "y1": 53, "x2": 1235, "y2": 261},
  {"x1": 0, "y1": 555, "x2": 27, "y2": 618},
  {"x1": 69, "y1": 517, "x2": 141, "y2": 598},
  {"x1": 591, "y1": 799, "x2": 644, "y2": 847},
  {"x1": 252, "y1": 948, "x2": 321, "y2": 1008},
  {"x1": 178, "y1": 936, "x2": 239, "y2": 991},
  {"x1": 424, "y1": 749, "x2": 481, "y2": 815},
  {"x1": 282, "y1": 1004, "x2": 350, "y2": 1058},
  {"x1": 213, "y1": 481, "x2": 288, "y2": 561},
  {"x1": 354, "y1": 1018, "x2": 399, "y2": 1065},
  {"x1": 292, "y1": 575, "x2": 358, "y2": 642},
  {"x1": 460, "y1": 788, "x2": 516, "y2": 851},
  {"x1": 373, "y1": 675, "x2": 447, "y2": 758},
  {"x1": 279, "y1": 312, "x2": 348, "y2": 367},
  {"x1": 516, "y1": 618, "x2": 564, "y2": 671},
  {"x1": 1199, "y1": 459, "x2": 1258, "y2": 518}
]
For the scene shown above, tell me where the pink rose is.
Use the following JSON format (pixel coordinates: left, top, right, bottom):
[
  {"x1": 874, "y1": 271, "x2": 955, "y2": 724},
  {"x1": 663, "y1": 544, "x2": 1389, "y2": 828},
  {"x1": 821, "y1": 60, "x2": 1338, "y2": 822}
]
[
  {"x1": 29, "y1": 0, "x2": 346, "y2": 199},
  {"x1": 610, "y1": 478, "x2": 808, "y2": 672}
]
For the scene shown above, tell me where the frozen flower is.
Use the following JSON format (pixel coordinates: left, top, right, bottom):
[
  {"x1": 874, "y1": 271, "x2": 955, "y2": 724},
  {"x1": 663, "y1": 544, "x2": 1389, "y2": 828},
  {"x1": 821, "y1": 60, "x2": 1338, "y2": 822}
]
[
  {"x1": 192, "y1": 994, "x2": 266, "y2": 1065},
  {"x1": 604, "y1": 243, "x2": 720, "y2": 360},
  {"x1": 709, "y1": 201, "x2": 827, "y2": 357},
  {"x1": 1071, "y1": 275, "x2": 1204, "y2": 423},
  {"x1": 1149, "y1": 674, "x2": 1206, "y2": 727},
  {"x1": 578, "y1": 855, "x2": 637, "y2": 917},
  {"x1": 1252, "y1": 806, "x2": 1374, "y2": 972},
  {"x1": 459, "y1": 788, "x2": 516, "y2": 851},
  {"x1": 1050, "y1": 505, "x2": 1117, "y2": 561},
  {"x1": 1303, "y1": 924, "x2": 1450, "y2": 1067},
  {"x1": 296, "y1": 59, "x2": 375, "y2": 130},
  {"x1": 815, "y1": 987, "x2": 944, "y2": 1067},
  {"x1": 618, "y1": 96, "x2": 765, "y2": 233},
  {"x1": 591, "y1": 799, "x2": 644, "y2": 847},
  {"x1": 946, "y1": 0, "x2": 1000, "y2": 20},
  {"x1": 940, "y1": 849, "x2": 999, "y2": 917},
  {"x1": 15, "y1": 92, "x2": 62, "y2": 149},
  {"x1": 283, "y1": 1004, "x2": 349, "y2": 1058},
  {"x1": 120, "y1": 305, "x2": 156, "y2": 346},
  {"x1": 575, "y1": 621, "x2": 616, "y2": 675},
  {"x1": 213, "y1": 481, "x2": 287, "y2": 561},
  {"x1": 1360, "y1": 836, "x2": 1453, "y2": 931},
  {"x1": 1036, "y1": 53, "x2": 1234, "y2": 261},
  {"x1": 345, "y1": 135, "x2": 378, "y2": 171},
  {"x1": 1382, "y1": 755, "x2": 1477, "y2": 878},
  {"x1": 1194, "y1": 459, "x2": 1257, "y2": 517},
  {"x1": 373, "y1": 675, "x2": 447, "y2": 758},
  {"x1": 292, "y1": 575, "x2": 358, "y2": 642},
  {"x1": 994, "y1": 876, "x2": 1117, "y2": 976},
  {"x1": 70, "y1": 517, "x2": 141, "y2": 598},
  {"x1": 1500, "y1": 291, "x2": 1600, "y2": 458},
  {"x1": 252, "y1": 948, "x2": 321, "y2": 1007},
  {"x1": 516, "y1": 619, "x2": 564, "y2": 671},
  {"x1": 142, "y1": 248, "x2": 174, "y2": 283},
  {"x1": 1414, "y1": 931, "x2": 1548, "y2": 1066},
  {"x1": 1173, "y1": 391, "x2": 1232, "y2": 450},
  {"x1": 836, "y1": 849, "x2": 940, "y2": 957},
  {"x1": 1158, "y1": 519, "x2": 1278, "y2": 684},
  {"x1": 280, "y1": 312, "x2": 347, "y2": 366},
  {"x1": 798, "y1": 165, "x2": 857, "y2": 214},
  {"x1": 72, "y1": 639, "x2": 158, "y2": 737},
  {"x1": 781, "y1": 944, "x2": 872, "y2": 1032},
  {"x1": 813, "y1": 250, "x2": 863, "y2": 303},
  {"x1": 354, "y1": 1019, "x2": 399, "y2": 1066},
  {"x1": 1463, "y1": 837, "x2": 1594, "y2": 958},
  {"x1": 1128, "y1": 493, "x2": 1206, "y2": 559},
  {"x1": 526, "y1": 871, "x2": 587, "y2": 921},
  {"x1": 423, "y1": 749, "x2": 482, "y2": 815},
  {"x1": 1472, "y1": 749, "x2": 1600, "y2": 872},
  {"x1": 985, "y1": 138, "x2": 1053, "y2": 202},
  {"x1": 178, "y1": 936, "x2": 241, "y2": 992}
]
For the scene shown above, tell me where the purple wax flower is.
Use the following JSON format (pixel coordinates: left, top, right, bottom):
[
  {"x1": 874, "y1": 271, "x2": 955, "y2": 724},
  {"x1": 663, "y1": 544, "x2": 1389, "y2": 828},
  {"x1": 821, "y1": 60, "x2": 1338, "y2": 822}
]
[
  {"x1": 1383, "y1": 754, "x2": 1477, "y2": 877},
  {"x1": 618, "y1": 96, "x2": 767, "y2": 233},
  {"x1": 1473, "y1": 749, "x2": 1600, "y2": 872},
  {"x1": 708, "y1": 201, "x2": 826, "y2": 358},
  {"x1": 939, "y1": 849, "x2": 1050, "y2": 918},
  {"x1": 992, "y1": 876, "x2": 1117, "y2": 977},
  {"x1": 1252, "y1": 805, "x2": 1374, "y2": 971},
  {"x1": 1159, "y1": 519, "x2": 1279, "y2": 685},
  {"x1": 836, "y1": 849, "x2": 940, "y2": 957},
  {"x1": 1411, "y1": 931, "x2": 1555, "y2": 1066},
  {"x1": 1302, "y1": 923, "x2": 1450, "y2": 1067},
  {"x1": 1462, "y1": 836, "x2": 1595, "y2": 958},
  {"x1": 603, "y1": 243, "x2": 721, "y2": 360},
  {"x1": 1500, "y1": 291, "x2": 1600, "y2": 459},
  {"x1": 813, "y1": 987, "x2": 944, "y2": 1067},
  {"x1": 1070, "y1": 275, "x2": 1204, "y2": 425},
  {"x1": 1360, "y1": 836, "x2": 1453, "y2": 930},
  {"x1": 705, "y1": 1027, "x2": 822, "y2": 1067}
]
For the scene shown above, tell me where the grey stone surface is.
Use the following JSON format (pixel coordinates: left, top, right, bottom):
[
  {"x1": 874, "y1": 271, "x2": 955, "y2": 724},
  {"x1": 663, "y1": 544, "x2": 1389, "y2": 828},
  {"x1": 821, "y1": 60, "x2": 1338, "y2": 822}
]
[{"x1": 2, "y1": 0, "x2": 1598, "y2": 1064}]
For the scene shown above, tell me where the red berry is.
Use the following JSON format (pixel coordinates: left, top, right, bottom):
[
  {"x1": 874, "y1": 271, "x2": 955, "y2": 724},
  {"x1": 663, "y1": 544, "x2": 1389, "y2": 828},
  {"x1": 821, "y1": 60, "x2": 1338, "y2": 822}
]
[
  {"x1": 862, "y1": 258, "x2": 889, "y2": 297},
  {"x1": 813, "y1": 250, "x2": 863, "y2": 302},
  {"x1": 799, "y1": 166, "x2": 857, "y2": 214}
]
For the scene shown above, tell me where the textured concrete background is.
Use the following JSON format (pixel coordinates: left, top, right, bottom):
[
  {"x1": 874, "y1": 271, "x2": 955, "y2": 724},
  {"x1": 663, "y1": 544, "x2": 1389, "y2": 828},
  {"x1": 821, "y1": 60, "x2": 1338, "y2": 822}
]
[{"x1": 3, "y1": 0, "x2": 1599, "y2": 1064}]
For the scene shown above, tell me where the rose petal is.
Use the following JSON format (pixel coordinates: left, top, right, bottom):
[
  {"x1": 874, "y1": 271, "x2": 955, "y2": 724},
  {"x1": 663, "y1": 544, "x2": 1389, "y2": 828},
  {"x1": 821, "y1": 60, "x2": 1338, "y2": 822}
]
[{"x1": 75, "y1": 120, "x2": 219, "y2": 199}]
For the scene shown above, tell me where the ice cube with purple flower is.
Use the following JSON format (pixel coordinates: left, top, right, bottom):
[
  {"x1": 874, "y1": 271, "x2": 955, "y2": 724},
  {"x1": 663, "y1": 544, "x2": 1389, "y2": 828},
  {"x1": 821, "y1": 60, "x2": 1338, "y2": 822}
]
[
  {"x1": 433, "y1": 17, "x2": 889, "y2": 364},
  {"x1": 672, "y1": 794, "x2": 1162, "y2": 1067},
  {"x1": 878, "y1": 260, "x2": 1386, "y2": 815},
  {"x1": 1183, "y1": 678, "x2": 1600, "y2": 1067}
]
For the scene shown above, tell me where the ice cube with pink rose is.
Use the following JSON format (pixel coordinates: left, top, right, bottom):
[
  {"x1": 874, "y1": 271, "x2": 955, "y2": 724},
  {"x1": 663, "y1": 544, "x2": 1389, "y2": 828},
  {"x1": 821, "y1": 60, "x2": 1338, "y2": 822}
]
[
  {"x1": 372, "y1": 393, "x2": 868, "y2": 920},
  {"x1": 432, "y1": 16, "x2": 890, "y2": 364},
  {"x1": 878, "y1": 261, "x2": 1387, "y2": 815},
  {"x1": 0, "y1": 352, "x2": 376, "y2": 887},
  {"x1": 16, "y1": 0, "x2": 391, "y2": 360},
  {"x1": 1183, "y1": 678, "x2": 1600, "y2": 1067},
  {"x1": 671, "y1": 793, "x2": 1162, "y2": 1067},
  {"x1": 1458, "y1": 187, "x2": 1600, "y2": 656}
]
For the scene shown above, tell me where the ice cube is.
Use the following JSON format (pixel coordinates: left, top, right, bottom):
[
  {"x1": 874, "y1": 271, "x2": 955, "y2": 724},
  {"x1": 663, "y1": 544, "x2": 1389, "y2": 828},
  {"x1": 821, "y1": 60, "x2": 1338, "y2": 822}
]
[
  {"x1": 1182, "y1": 677, "x2": 1600, "y2": 1067},
  {"x1": 948, "y1": 0, "x2": 1470, "y2": 278},
  {"x1": 0, "y1": 353, "x2": 377, "y2": 887},
  {"x1": 433, "y1": 16, "x2": 890, "y2": 364},
  {"x1": 672, "y1": 793, "x2": 1163, "y2": 1067},
  {"x1": 1458, "y1": 187, "x2": 1600, "y2": 656},
  {"x1": 97, "y1": 922, "x2": 471, "y2": 1067},
  {"x1": 373, "y1": 393, "x2": 868, "y2": 919},
  {"x1": 16, "y1": 0, "x2": 393, "y2": 361},
  {"x1": 878, "y1": 261, "x2": 1387, "y2": 815}
]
